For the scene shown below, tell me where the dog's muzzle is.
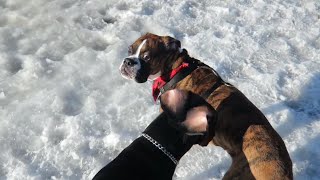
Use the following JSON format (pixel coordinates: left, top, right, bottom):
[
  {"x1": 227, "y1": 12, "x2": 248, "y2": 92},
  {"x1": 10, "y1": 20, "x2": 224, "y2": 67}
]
[
  {"x1": 119, "y1": 57, "x2": 141, "y2": 80},
  {"x1": 123, "y1": 57, "x2": 138, "y2": 67}
]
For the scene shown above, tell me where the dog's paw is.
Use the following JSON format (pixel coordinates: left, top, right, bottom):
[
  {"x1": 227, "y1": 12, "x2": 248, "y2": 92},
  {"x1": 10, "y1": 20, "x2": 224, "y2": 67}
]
[
  {"x1": 160, "y1": 89, "x2": 189, "y2": 120},
  {"x1": 160, "y1": 89, "x2": 216, "y2": 146}
]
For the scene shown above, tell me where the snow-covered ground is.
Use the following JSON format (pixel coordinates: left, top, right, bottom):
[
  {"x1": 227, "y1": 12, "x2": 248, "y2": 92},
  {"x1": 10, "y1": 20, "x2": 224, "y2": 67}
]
[{"x1": 0, "y1": 0, "x2": 319, "y2": 179}]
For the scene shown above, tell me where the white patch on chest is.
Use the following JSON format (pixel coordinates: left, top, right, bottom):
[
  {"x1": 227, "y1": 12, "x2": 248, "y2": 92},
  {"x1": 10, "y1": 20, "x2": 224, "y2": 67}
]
[{"x1": 148, "y1": 71, "x2": 161, "y2": 81}]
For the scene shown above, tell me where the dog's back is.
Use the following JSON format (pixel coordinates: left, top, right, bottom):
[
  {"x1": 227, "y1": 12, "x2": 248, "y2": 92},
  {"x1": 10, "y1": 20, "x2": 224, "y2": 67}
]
[{"x1": 174, "y1": 58, "x2": 293, "y2": 179}]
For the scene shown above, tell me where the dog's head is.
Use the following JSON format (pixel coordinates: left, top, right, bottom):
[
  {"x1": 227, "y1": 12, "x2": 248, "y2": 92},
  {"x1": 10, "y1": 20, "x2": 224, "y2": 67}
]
[{"x1": 119, "y1": 33, "x2": 181, "y2": 83}]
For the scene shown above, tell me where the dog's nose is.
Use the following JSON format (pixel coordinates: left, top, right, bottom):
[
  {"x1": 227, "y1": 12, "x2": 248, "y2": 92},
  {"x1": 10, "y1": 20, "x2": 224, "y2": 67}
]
[{"x1": 124, "y1": 58, "x2": 137, "y2": 67}]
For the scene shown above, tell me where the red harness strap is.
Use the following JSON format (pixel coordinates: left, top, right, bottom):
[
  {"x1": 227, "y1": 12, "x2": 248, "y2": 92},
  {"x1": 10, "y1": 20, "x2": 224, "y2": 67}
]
[{"x1": 152, "y1": 63, "x2": 190, "y2": 101}]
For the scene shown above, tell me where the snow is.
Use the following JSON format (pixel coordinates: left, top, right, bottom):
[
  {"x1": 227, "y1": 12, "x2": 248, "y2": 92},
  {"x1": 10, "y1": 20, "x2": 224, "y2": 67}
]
[{"x1": 0, "y1": 0, "x2": 319, "y2": 179}]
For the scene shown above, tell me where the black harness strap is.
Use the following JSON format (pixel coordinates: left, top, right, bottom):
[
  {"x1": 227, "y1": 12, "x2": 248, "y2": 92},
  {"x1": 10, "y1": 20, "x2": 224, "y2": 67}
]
[
  {"x1": 160, "y1": 61, "x2": 226, "y2": 101},
  {"x1": 159, "y1": 62, "x2": 199, "y2": 94},
  {"x1": 200, "y1": 78, "x2": 223, "y2": 99}
]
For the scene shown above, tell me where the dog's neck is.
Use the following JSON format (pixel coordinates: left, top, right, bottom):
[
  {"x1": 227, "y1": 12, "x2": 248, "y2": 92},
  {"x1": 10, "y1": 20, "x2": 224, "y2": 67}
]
[
  {"x1": 171, "y1": 49, "x2": 190, "y2": 68},
  {"x1": 160, "y1": 49, "x2": 191, "y2": 80}
]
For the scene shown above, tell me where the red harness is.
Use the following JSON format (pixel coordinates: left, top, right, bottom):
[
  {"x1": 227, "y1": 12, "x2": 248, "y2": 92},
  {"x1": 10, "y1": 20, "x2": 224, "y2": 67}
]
[
  {"x1": 152, "y1": 61, "x2": 226, "y2": 102},
  {"x1": 152, "y1": 63, "x2": 191, "y2": 101}
]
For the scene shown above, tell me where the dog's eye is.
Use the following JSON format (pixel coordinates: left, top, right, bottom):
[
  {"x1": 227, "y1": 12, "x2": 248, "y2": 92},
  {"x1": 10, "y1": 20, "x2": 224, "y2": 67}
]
[
  {"x1": 128, "y1": 46, "x2": 133, "y2": 55},
  {"x1": 143, "y1": 52, "x2": 150, "y2": 61}
]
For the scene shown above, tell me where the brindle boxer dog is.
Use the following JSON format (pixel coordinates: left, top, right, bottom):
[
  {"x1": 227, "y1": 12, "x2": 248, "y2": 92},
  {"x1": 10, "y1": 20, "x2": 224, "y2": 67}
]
[
  {"x1": 93, "y1": 90, "x2": 215, "y2": 180},
  {"x1": 119, "y1": 33, "x2": 293, "y2": 179}
]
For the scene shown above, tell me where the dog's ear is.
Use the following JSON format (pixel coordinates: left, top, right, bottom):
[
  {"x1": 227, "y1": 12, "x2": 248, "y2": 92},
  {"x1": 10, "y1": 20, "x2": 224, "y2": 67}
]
[
  {"x1": 162, "y1": 36, "x2": 181, "y2": 51},
  {"x1": 144, "y1": 32, "x2": 152, "y2": 36}
]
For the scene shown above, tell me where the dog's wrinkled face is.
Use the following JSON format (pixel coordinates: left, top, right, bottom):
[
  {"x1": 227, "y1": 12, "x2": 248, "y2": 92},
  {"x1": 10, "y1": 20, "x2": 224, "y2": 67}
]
[{"x1": 119, "y1": 33, "x2": 181, "y2": 83}]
